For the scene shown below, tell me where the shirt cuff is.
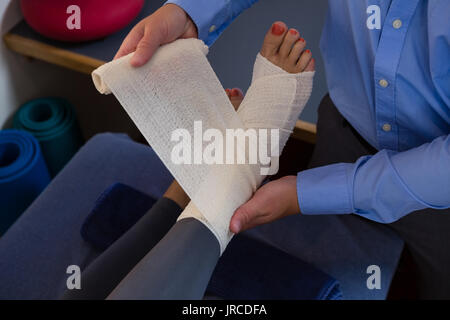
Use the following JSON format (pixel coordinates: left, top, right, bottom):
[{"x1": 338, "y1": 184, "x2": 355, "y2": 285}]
[
  {"x1": 165, "y1": 0, "x2": 230, "y2": 46},
  {"x1": 297, "y1": 163, "x2": 355, "y2": 215}
]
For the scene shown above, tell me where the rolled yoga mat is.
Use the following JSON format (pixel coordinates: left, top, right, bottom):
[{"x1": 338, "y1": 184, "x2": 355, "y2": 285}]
[
  {"x1": 13, "y1": 97, "x2": 83, "y2": 177},
  {"x1": 0, "y1": 130, "x2": 51, "y2": 235}
]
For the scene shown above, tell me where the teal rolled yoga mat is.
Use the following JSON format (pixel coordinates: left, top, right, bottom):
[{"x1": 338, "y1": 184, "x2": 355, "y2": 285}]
[
  {"x1": 0, "y1": 130, "x2": 50, "y2": 234},
  {"x1": 13, "y1": 97, "x2": 83, "y2": 177}
]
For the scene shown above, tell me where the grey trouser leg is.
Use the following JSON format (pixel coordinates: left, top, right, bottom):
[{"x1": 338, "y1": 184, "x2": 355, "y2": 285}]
[
  {"x1": 107, "y1": 218, "x2": 220, "y2": 300},
  {"x1": 61, "y1": 197, "x2": 182, "y2": 300}
]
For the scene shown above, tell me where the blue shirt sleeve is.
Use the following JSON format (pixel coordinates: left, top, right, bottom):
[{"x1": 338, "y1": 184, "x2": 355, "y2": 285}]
[
  {"x1": 165, "y1": 0, "x2": 259, "y2": 46},
  {"x1": 297, "y1": 134, "x2": 450, "y2": 223}
]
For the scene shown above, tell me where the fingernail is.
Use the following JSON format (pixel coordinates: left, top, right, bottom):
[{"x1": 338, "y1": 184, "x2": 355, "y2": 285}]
[{"x1": 271, "y1": 23, "x2": 285, "y2": 36}]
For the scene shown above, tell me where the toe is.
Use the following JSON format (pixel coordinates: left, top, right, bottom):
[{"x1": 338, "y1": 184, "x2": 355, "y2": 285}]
[
  {"x1": 260, "y1": 21, "x2": 287, "y2": 58},
  {"x1": 230, "y1": 88, "x2": 244, "y2": 111},
  {"x1": 296, "y1": 49, "x2": 313, "y2": 72},
  {"x1": 287, "y1": 38, "x2": 306, "y2": 67},
  {"x1": 279, "y1": 28, "x2": 300, "y2": 58},
  {"x1": 304, "y1": 58, "x2": 315, "y2": 72},
  {"x1": 230, "y1": 88, "x2": 243, "y2": 98}
]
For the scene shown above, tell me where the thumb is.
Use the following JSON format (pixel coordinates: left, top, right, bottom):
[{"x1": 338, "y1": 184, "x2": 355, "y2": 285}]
[
  {"x1": 130, "y1": 27, "x2": 162, "y2": 67},
  {"x1": 230, "y1": 199, "x2": 260, "y2": 234}
]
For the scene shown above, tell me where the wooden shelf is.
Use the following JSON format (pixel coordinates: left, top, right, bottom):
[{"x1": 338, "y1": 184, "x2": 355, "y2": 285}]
[
  {"x1": 3, "y1": 0, "x2": 316, "y2": 144},
  {"x1": 4, "y1": 33, "x2": 104, "y2": 74}
]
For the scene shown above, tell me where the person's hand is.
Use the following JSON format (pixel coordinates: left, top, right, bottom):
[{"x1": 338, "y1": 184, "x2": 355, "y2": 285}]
[
  {"x1": 114, "y1": 4, "x2": 198, "y2": 67},
  {"x1": 229, "y1": 176, "x2": 301, "y2": 233}
]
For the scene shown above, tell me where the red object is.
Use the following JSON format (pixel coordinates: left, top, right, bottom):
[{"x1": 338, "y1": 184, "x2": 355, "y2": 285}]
[
  {"x1": 271, "y1": 23, "x2": 285, "y2": 36},
  {"x1": 20, "y1": 0, "x2": 145, "y2": 42}
]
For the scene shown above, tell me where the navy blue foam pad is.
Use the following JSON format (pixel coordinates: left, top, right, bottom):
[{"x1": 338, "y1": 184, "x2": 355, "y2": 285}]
[
  {"x1": 207, "y1": 234, "x2": 342, "y2": 300},
  {"x1": 81, "y1": 182, "x2": 157, "y2": 251}
]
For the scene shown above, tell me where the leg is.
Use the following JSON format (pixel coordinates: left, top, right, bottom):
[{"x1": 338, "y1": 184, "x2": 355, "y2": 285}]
[
  {"x1": 108, "y1": 218, "x2": 220, "y2": 300},
  {"x1": 389, "y1": 208, "x2": 450, "y2": 299},
  {"x1": 62, "y1": 182, "x2": 187, "y2": 300},
  {"x1": 62, "y1": 89, "x2": 244, "y2": 300}
]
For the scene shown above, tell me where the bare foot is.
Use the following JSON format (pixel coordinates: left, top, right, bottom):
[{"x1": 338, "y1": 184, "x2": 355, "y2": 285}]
[
  {"x1": 260, "y1": 21, "x2": 315, "y2": 73},
  {"x1": 225, "y1": 87, "x2": 244, "y2": 110}
]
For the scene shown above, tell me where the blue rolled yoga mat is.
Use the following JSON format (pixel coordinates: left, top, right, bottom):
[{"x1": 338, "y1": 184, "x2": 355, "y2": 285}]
[
  {"x1": 0, "y1": 130, "x2": 50, "y2": 234},
  {"x1": 13, "y1": 97, "x2": 83, "y2": 177}
]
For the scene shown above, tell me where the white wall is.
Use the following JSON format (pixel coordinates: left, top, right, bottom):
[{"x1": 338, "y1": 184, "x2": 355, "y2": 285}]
[{"x1": 0, "y1": 0, "x2": 23, "y2": 126}]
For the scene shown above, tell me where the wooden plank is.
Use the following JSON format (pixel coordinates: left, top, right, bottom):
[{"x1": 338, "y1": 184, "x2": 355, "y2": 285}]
[
  {"x1": 293, "y1": 120, "x2": 317, "y2": 144},
  {"x1": 4, "y1": 32, "x2": 317, "y2": 144},
  {"x1": 3, "y1": 33, "x2": 104, "y2": 74}
]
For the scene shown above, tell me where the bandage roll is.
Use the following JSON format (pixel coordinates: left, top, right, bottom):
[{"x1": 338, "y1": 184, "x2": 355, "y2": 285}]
[
  {"x1": 13, "y1": 97, "x2": 84, "y2": 177},
  {"x1": 0, "y1": 130, "x2": 50, "y2": 235},
  {"x1": 92, "y1": 39, "x2": 314, "y2": 253}
]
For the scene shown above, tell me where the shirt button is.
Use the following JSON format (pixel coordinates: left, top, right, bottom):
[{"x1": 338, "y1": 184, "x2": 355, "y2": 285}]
[
  {"x1": 209, "y1": 25, "x2": 217, "y2": 33},
  {"x1": 393, "y1": 19, "x2": 402, "y2": 29},
  {"x1": 379, "y1": 79, "x2": 389, "y2": 88},
  {"x1": 382, "y1": 123, "x2": 392, "y2": 132}
]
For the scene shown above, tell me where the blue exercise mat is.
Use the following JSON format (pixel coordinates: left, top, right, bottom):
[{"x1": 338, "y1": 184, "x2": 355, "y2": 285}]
[
  {"x1": 13, "y1": 97, "x2": 83, "y2": 177},
  {"x1": 0, "y1": 129, "x2": 50, "y2": 235}
]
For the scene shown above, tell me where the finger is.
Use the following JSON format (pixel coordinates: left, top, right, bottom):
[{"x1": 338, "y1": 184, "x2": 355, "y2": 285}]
[
  {"x1": 130, "y1": 26, "x2": 163, "y2": 67},
  {"x1": 114, "y1": 24, "x2": 145, "y2": 60}
]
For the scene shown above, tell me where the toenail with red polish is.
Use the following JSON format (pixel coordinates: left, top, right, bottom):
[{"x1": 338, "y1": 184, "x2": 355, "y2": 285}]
[
  {"x1": 271, "y1": 23, "x2": 285, "y2": 36},
  {"x1": 289, "y1": 29, "x2": 298, "y2": 35},
  {"x1": 231, "y1": 89, "x2": 239, "y2": 97},
  {"x1": 306, "y1": 49, "x2": 311, "y2": 54},
  {"x1": 299, "y1": 38, "x2": 305, "y2": 42}
]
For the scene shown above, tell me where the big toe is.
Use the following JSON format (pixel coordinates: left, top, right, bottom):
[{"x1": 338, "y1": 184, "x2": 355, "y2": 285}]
[{"x1": 260, "y1": 21, "x2": 287, "y2": 58}]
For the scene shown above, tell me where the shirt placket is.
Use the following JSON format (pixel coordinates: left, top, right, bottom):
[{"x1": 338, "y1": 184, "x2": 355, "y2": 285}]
[{"x1": 373, "y1": 0, "x2": 420, "y2": 151}]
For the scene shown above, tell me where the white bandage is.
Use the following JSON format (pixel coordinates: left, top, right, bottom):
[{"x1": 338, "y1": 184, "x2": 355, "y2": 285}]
[{"x1": 92, "y1": 39, "x2": 314, "y2": 253}]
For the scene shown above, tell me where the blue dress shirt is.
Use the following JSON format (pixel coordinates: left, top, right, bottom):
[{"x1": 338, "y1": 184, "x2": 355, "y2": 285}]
[{"x1": 166, "y1": 0, "x2": 450, "y2": 223}]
